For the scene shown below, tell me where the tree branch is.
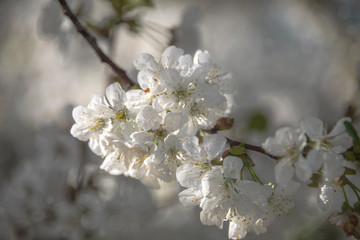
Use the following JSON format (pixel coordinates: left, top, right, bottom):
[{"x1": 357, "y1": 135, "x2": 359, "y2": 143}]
[
  {"x1": 226, "y1": 137, "x2": 279, "y2": 160},
  {"x1": 57, "y1": 0, "x2": 134, "y2": 89}
]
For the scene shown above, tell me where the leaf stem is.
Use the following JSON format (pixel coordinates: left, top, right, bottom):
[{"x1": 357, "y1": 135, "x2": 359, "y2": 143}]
[
  {"x1": 342, "y1": 186, "x2": 349, "y2": 204},
  {"x1": 346, "y1": 178, "x2": 360, "y2": 201}
]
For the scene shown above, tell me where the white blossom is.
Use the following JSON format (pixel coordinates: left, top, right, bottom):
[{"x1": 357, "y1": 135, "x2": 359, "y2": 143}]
[
  {"x1": 262, "y1": 127, "x2": 311, "y2": 184},
  {"x1": 176, "y1": 134, "x2": 227, "y2": 189},
  {"x1": 300, "y1": 116, "x2": 352, "y2": 180}
]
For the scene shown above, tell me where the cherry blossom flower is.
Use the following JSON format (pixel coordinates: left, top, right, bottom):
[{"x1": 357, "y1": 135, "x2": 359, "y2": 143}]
[{"x1": 262, "y1": 127, "x2": 311, "y2": 184}]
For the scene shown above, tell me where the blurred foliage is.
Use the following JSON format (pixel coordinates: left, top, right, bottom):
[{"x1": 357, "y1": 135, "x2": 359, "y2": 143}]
[
  {"x1": 79, "y1": 0, "x2": 153, "y2": 39},
  {"x1": 247, "y1": 112, "x2": 268, "y2": 132}
]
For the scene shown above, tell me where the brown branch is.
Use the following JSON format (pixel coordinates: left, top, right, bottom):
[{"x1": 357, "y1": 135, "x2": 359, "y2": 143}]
[
  {"x1": 226, "y1": 137, "x2": 279, "y2": 160},
  {"x1": 57, "y1": 0, "x2": 134, "y2": 89}
]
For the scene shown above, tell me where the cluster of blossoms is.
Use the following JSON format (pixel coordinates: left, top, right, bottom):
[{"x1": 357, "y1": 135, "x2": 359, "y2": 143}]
[
  {"x1": 71, "y1": 46, "x2": 360, "y2": 239},
  {"x1": 262, "y1": 116, "x2": 353, "y2": 210},
  {"x1": 71, "y1": 46, "x2": 231, "y2": 188},
  {"x1": 262, "y1": 116, "x2": 360, "y2": 238}
]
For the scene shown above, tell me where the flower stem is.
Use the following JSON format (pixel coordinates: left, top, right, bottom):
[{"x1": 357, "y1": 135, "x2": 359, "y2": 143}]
[
  {"x1": 342, "y1": 186, "x2": 349, "y2": 204},
  {"x1": 346, "y1": 178, "x2": 360, "y2": 201}
]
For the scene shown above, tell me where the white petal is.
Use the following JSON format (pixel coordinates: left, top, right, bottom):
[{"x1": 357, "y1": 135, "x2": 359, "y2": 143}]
[
  {"x1": 331, "y1": 133, "x2": 353, "y2": 154},
  {"x1": 328, "y1": 117, "x2": 351, "y2": 137},
  {"x1": 200, "y1": 208, "x2": 226, "y2": 229},
  {"x1": 275, "y1": 158, "x2": 295, "y2": 184},
  {"x1": 161, "y1": 46, "x2": 184, "y2": 68},
  {"x1": 178, "y1": 188, "x2": 203, "y2": 206},
  {"x1": 100, "y1": 151, "x2": 127, "y2": 175},
  {"x1": 300, "y1": 116, "x2": 324, "y2": 141},
  {"x1": 223, "y1": 156, "x2": 243, "y2": 180},
  {"x1": 176, "y1": 163, "x2": 203, "y2": 189},
  {"x1": 125, "y1": 89, "x2": 150, "y2": 113},
  {"x1": 177, "y1": 116, "x2": 198, "y2": 137},
  {"x1": 262, "y1": 137, "x2": 284, "y2": 156},
  {"x1": 195, "y1": 83, "x2": 226, "y2": 106},
  {"x1": 317, "y1": 182, "x2": 343, "y2": 212},
  {"x1": 164, "y1": 134, "x2": 182, "y2": 152},
  {"x1": 134, "y1": 53, "x2": 158, "y2": 71},
  {"x1": 152, "y1": 94, "x2": 177, "y2": 112},
  {"x1": 322, "y1": 153, "x2": 345, "y2": 181},
  {"x1": 306, "y1": 149, "x2": 324, "y2": 172},
  {"x1": 164, "y1": 112, "x2": 183, "y2": 132},
  {"x1": 137, "y1": 69, "x2": 164, "y2": 94},
  {"x1": 88, "y1": 93, "x2": 107, "y2": 111},
  {"x1": 130, "y1": 131, "x2": 154, "y2": 146},
  {"x1": 228, "y1": 221, "x2": 248, "y2": 239},
  {"x1": 135, "y1": 106, "x2": 161, "y2": 131},
  {"x1": 294, "y1": 156, "x2": 312, "y2": 182},
  {"x1": 182, "y1": 136, "x2": 202, "y2": 159},
  {"x1": 194, "y1": 50, "x2": 212, "y2": 66},
  {"x1": 201, "y1": 167, "x2": 223, "y2": 196},
  {"x1": 202, "y1": 134, "x2": 227, "y2": 160},
  {"x1": 105, "y1": 82, "x2": 126, "y2": 109},
  {"x1": 159, "y1": 68, "x2": 182, "y2": 90},
  {"x1": 88, "y1": 137, "x2": 103, "y2": 156}
]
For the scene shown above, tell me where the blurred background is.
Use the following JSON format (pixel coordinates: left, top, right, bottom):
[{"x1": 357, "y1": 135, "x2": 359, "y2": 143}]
[{"x1": 0, "y1": 0, "x2": 360, "y2": 239}]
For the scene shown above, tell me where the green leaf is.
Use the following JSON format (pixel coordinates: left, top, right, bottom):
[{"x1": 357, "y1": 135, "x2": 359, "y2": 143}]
[
  {"x1": 211, "y1": 158, "x2": 222, "y2": 166},
  {"x1": 344, "y1": 167, "x2": 356, "y2": 175},
  {"x1": 342, "y1": 201, "x2": 351, "y2": 212},
  {"x1": 229, "y1": 145, "x2": 245, "y2": 156},
  {"x1": 307, "y1": 172, "x2": 322, "y2": 188},
  {"x1": 354, "y1": 201, "x2": 360, "y2": 215},
  {"x1": 344, "y1": 121, "x2": 360, "y2": 145},
  {"x1": 354, "y1": 144, "x2": 360, "y2": 156},
  {"x1": 307, "y1": 182, "x2": 319, "y2": 188},
  {"x1": 247, "y1": 112, "x2": 268, "y2": 131},
  {"x1": 344, "y1": 151, "x2": 356, "y2": 161}
]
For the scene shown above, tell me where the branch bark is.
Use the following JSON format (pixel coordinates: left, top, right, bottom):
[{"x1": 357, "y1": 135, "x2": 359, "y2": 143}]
[
  {"x1": 57, "y1": 0, "x2": 134, "y2": 89},
  {"x1": 226, "y1": 137, "x2": 278, "y2": 160}
]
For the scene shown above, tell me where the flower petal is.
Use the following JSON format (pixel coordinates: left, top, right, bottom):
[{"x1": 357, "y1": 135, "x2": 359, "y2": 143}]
[
  {"x1": 105, "y1": 82, "x2": 126, "y2": 110},
  {"x1": 300, "y1": 116, "x2": 324, "y2": 141},
  {"x1": 161, "y1": 46, "x2": 184, "y2": 68},
  {"x1": 275, "y1": 158, "x2": 294, "y2": 184},
  {"x1": 294, "y1": 156, "x2": 312, "y2": 182}
]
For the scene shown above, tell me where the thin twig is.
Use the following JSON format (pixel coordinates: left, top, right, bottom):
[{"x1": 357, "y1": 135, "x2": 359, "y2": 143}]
[
  {"x1": 205, "y1": 124, "x2": 278, "y2": 160},
  {"x1": 57, "y1": 0, "x2": 134, "y2": 89},
  {"x1": 226, "y1": 137, "x2": 279, "y2": 160}
]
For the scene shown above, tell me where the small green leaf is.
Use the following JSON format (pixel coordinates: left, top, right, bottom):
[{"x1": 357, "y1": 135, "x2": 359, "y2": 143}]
[
  {"x1": 345, "y1": 151, "x2": 356, "y2": 161},
  {"x1": 307, "y1": 182, "x2": 319, "y2": 188},
  {"x1": 342, "y1": 201, "x2": 351, "y2": 212},
  {"x1": 229, "y1": 145, "x2": 245, "y2": 156},
  {"x1": 344, "y1": 121, "x2": 360, "y2": 145},
  {"x1": 354, "y1": 144, "x2": 360, "y2": 156},
  {"x1": 354, "y1": 201, "x2": 360, "y2": 214},
  {"x1": 211, "y1": 158, "x2": 222, "y2": 166},
  {"x1": 344, "y1": 167, "x2": 356, "y2": 175},
  {"x1": 307, "y1": 172, "x2": 322, "y2": 188}
]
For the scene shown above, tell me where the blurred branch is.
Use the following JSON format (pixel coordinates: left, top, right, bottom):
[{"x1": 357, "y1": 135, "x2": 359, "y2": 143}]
[{"x1": 57, "y1": 0, "x2": 134, "y2": 89}]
